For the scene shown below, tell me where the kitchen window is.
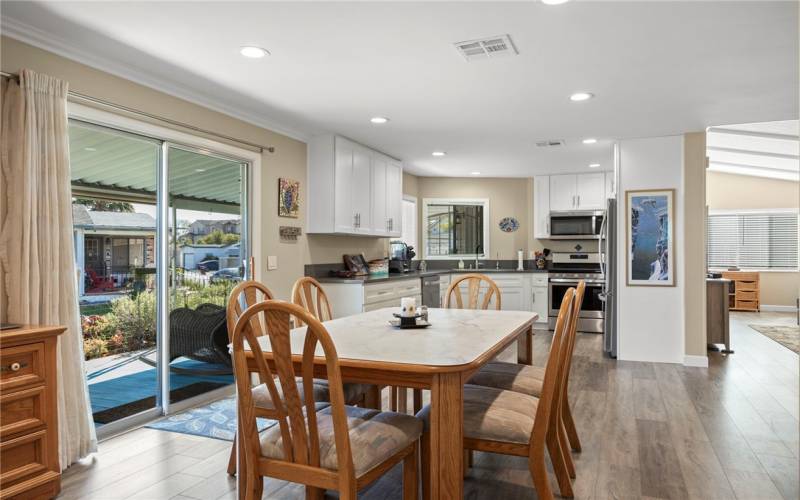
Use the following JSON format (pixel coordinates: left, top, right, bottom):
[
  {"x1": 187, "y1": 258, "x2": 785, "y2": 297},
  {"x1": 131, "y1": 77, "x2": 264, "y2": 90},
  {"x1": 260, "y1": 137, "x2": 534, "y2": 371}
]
[
  {"x1": 401, "y1": 196, "x2": 417, "y2": 257},
  {"x1": 422, "y1": 198, "x2": 489, "y2": 259},
  {"x1": 707, "y1": 209, "x2": 798, "y2": 270}
]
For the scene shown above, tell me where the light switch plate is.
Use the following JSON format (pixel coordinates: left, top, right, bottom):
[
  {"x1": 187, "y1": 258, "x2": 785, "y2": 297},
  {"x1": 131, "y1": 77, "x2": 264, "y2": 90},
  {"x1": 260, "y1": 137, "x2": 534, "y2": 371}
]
[{"x1": 267, "y1": 255, "x2": 278, "y2": 270}]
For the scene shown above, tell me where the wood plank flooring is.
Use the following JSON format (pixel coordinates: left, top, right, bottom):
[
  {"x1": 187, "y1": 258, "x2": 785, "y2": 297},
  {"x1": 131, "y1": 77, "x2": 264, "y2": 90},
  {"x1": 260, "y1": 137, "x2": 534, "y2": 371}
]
[{"x1": 61, "y1": 311, "x2": 799, "y2": 499}]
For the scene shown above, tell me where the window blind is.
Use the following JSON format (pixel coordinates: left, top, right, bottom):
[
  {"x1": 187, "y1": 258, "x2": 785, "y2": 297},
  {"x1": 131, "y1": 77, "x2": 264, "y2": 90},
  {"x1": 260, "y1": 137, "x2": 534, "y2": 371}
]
[{"x1": 707, "y1": 211, "x2": 798, "y2": 270}]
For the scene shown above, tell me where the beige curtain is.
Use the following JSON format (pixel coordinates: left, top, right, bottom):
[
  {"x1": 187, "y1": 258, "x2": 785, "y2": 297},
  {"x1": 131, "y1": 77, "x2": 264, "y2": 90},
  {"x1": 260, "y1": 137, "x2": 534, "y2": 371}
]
[{"x1": 0, "y1": 69, "x2": 97, "y2": 468}]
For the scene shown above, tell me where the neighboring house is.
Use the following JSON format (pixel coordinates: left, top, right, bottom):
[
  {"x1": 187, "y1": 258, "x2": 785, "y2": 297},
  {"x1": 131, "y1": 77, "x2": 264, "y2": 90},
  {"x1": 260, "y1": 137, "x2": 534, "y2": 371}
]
[
  {"x1": 184, "y1": 219, "x2": 240, "y2": 243},
  {"x1": 73, "y1": 204, "x2": 156, "y2": 296},
  {"x1": 178, "y1": 242, "x2": 240, "y2": 270}
]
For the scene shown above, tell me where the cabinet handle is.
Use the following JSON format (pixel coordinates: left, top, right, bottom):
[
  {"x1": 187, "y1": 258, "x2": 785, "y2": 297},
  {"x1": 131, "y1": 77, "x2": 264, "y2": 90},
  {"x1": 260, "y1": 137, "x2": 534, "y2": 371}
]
[
  {"x1": 2, "y1": 361, "x2": 26, "y2": 372},
  {"x1": 577, "y1": 195, "x2": 581, "y2": 207}
]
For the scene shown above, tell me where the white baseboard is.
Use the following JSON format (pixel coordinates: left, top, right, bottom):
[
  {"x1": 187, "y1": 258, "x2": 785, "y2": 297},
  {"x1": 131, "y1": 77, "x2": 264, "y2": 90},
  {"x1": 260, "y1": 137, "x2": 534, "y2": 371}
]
[
  {"x1": 683, "y1": 355, "x2": 709, "y2": 368},
  {"x1": 761, "y1": 304, "x2": 799, "y2": 313}
]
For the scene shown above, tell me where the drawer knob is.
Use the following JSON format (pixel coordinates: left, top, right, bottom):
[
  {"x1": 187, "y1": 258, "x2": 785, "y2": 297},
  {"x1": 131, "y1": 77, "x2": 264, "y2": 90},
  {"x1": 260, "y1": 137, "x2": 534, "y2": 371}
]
[
  {"x1": 10, "y1": 362, "x2": 20, "y2": 372},
  {"x1": 2, "y1": 361, "x2": 26, "y2": 372}
]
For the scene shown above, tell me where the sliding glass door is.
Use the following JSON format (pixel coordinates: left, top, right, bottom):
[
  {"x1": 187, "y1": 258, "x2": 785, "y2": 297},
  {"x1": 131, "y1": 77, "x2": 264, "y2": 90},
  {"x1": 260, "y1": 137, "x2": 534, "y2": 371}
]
[{"x1": 68, "y1": 119, "x2": 251, "y2": 433}]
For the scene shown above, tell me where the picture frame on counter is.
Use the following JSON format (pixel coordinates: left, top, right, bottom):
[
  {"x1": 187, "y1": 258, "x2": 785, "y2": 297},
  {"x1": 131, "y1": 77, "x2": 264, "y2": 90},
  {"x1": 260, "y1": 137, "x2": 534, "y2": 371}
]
[{"x1": 626, "y1": 188, "x2": 675, "y2": 287}]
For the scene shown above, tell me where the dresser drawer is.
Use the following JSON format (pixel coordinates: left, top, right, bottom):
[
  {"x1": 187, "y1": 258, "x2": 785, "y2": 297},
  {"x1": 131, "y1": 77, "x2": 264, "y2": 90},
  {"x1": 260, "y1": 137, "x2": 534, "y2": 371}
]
[
  {"x1": 0, "y1": 386, "x2": 46, "y2": 439},
  {"x1": 736, "y1": 290, "x2": 758, "y2": 301},
  {"x1": 737, "y1": 280, "x2": 758, "y2": 291},
  {"x1": 0, "y1": 430, "x2": 48, "y2": 489},
  {"x1": 735, "y1": 300, "x2": 759, "y2": 311},
  {"x1": 0, "y1": 343, "x2": 45, "y2": 392}
]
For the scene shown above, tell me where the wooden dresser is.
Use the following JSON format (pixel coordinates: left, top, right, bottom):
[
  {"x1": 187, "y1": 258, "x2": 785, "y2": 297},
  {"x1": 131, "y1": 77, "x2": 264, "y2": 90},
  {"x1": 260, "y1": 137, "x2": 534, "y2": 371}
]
[
  {"x1": 0, "y1": 325, "x2": 64, "y2": 500},
  {"x1": 721, "y1": 271, "x2": 760, "y2": 312}
]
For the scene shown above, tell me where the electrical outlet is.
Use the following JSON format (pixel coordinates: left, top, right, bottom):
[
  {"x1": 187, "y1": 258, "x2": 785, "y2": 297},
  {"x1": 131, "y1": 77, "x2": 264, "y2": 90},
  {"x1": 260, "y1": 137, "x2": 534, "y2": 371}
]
[{"x1": 267, "y1": 255, "x2": 278, "y2": 270}]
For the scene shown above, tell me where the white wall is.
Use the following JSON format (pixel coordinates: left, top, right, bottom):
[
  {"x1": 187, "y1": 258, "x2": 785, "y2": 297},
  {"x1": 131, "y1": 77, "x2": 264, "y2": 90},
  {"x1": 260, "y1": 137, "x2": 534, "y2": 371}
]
[{"x1": 617, "y1": 135, "x2": 685, "y2": 364}]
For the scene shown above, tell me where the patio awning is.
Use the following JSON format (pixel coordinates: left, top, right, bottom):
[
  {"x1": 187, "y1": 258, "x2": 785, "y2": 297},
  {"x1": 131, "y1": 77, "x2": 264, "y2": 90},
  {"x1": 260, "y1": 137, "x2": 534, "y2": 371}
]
[{"x1": 69, "y1": 121, "x2": 244, "y2": 214}]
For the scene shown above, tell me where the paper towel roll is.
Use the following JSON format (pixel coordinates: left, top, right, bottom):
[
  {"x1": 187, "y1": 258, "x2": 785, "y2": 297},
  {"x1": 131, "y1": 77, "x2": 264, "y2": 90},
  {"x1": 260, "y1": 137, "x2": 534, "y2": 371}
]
[{"x1": 517, "y1": 250, "x2": 524, "y2": 271}]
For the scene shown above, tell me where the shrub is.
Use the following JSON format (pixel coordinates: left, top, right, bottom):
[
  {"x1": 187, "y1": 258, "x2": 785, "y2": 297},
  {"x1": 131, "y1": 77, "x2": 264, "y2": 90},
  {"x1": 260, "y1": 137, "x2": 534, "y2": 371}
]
[
  {"x1": 110, "y1": 291, "x2": 157, "y2": 351},
  {"x1": 81, "y1": 314, "x2": 116, "y2": 340},
  {"x1": 83, "y1": 337, "x2": 109, "y2": 360}
]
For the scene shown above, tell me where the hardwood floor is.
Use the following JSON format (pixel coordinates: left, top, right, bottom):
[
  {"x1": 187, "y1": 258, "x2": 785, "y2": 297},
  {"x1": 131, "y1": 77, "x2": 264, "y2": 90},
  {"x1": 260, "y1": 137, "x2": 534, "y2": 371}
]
[{"x1": 61, "y1": 312, "x2": 799, "y2": 499}]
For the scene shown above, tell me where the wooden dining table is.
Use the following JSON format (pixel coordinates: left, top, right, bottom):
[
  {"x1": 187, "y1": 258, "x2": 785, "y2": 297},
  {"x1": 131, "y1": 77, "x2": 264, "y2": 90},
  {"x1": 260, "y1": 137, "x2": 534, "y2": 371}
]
[{"x1": 238, "y1": 306, "x2": 537, "y2": 499}]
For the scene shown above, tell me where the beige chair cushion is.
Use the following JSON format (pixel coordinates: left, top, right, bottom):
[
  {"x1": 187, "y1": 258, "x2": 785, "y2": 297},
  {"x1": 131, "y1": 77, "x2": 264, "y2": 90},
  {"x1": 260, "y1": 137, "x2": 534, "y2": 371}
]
[
  {"x1": 252, "y1": 378, "x2": 369, "y2": 411},
  {"x1": 259, "y1": 405, "x2": 422, "y2": 476},
  {"x1": 468, "y1": 361, "x2": 545, "y2": 397},
  {"x1": 417, "y1": 384, "x2": 538, "y2": 445}
]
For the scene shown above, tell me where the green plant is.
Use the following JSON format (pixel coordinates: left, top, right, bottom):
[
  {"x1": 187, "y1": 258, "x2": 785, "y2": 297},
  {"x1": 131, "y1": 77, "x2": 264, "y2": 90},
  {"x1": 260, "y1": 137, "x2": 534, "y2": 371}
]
[
  {"x1": 110, "y1": 291, "x2": 157, "y2": 351},
  {"x1": 81, "y1": 314, "x2": 116, "y2": 340},
  {"x1": 83, "y1": 337, "x2": 109, "y2": 359}
]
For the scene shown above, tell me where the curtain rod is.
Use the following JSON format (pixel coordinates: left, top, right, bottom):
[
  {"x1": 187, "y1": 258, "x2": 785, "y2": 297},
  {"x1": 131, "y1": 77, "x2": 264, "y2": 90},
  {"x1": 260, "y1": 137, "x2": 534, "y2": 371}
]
[{"x1": 1, "y1": 70, "x2": 276, "y2": 153}]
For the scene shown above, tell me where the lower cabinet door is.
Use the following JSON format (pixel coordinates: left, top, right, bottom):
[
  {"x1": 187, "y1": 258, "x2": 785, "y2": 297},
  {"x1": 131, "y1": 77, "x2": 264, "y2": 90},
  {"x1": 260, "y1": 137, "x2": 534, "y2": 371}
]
[
  {"x1": 499, "y1": 287, "x2": 524, "y2": 311},
  {"x1": 532, "y1": 286, "x2": 549, "y2": 325}
]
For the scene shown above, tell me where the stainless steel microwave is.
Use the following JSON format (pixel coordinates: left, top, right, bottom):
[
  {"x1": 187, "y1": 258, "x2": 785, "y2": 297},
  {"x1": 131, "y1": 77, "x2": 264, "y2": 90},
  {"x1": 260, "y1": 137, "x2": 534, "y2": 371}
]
[{"x1": 548, "y1": 210, "x2": 605, "y2": 240}]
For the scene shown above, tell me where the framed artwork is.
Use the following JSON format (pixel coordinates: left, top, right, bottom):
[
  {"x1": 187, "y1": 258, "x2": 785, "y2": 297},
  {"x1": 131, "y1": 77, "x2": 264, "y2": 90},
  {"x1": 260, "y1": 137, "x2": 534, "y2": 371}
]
[
  {"x1": 626, "y1": 189, "x2": 675, "y2": 286},
  {"x1": 278, "y1": 178, "x2": 300, "y2": 218}
]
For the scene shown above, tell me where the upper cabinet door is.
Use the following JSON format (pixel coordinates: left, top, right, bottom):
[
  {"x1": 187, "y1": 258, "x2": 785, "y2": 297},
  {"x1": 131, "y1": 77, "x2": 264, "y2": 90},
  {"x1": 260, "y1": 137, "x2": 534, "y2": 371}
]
[
  {"x1": 333, "y1": 137, "x2": 355, "y2": 232},
  {"x1": 386, "y1": 161, "x2": 403, "y2": 237},
  {"x1": 351, "y1": 146, "x2": 373, "y2": 233},
  {"x1": 549, "y1": 174, "x2": 577, "y2": 211},
  {"x1": 575, "y1": 172, "x2": 605, "y2": 209},
  {"x1": 533, "y1": 176, "x2": 550, "y2": 239},
  {"x1": 371, "y1": 155, "x2": 388, "y2": 236}
]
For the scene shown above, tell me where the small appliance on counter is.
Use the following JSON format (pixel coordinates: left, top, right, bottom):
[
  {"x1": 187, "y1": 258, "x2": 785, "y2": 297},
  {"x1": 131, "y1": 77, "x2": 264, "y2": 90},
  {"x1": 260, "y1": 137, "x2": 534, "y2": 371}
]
[{"x1": 389, "y1": 240, "x2": 416, "y2": 273}]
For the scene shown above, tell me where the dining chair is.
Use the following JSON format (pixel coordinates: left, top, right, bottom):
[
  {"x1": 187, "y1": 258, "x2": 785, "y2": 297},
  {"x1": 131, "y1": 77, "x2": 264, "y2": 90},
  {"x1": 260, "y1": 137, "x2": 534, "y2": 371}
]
[
  {"x1": 225, "y1": 280, "x2": 368, "y2": 476},
  {"x1": 292, "y1": 276, "x2": 377, "y2": 408},
  {"x1": 418, "y1": 288, "x2": 577, "y2": 500},
  {"x1": 468, "y1": 280, "x2": 586, "y2": 462},
  {"x1": 230, "y1": 300, "x2": 422, "y2": 500},
  {"x1": 445, "y1": 273, "x2": 502, "y2": 310}
]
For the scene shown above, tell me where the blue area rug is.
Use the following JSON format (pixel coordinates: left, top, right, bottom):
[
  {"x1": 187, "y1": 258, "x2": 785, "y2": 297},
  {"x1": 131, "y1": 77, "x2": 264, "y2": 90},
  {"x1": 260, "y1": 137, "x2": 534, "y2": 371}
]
[{"x1": 146, "y1": 396, "x2": 276, "y2": 441}]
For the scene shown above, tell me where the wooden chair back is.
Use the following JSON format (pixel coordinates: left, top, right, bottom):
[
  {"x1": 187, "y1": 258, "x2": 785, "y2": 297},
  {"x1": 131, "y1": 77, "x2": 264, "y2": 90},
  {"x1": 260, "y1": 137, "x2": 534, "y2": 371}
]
[
  {"x1": 226, "y1": 280, "x2": 275, "y2": 342},
  {"x1": 529, "y1": 287, "x2": 575, "y2": 448},
  {"x1": 444, "y1": 273, "x2": 502, "y2": 310},
  {"x1": 560, "y1": 281, "x2": 585, "y2": 402},
  {"x1": 230, "y1": 300, "x2": 356, "y2": 490},
  {"x1": 292, "y1": 277, "x2": 334, "y2": 326}
]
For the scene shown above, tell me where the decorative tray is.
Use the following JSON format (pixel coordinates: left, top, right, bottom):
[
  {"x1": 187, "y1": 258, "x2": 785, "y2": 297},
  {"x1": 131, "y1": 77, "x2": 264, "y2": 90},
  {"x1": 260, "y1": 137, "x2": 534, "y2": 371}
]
[{"x1": 388, "y1": 318, "x2": 431, "y2": 329}]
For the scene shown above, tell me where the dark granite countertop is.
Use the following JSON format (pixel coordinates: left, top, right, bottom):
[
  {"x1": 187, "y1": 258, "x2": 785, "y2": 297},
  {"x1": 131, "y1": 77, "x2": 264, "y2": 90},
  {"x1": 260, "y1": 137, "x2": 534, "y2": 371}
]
[{"x1": 313, "y1": 268, "x2": 548, "y2": 284}]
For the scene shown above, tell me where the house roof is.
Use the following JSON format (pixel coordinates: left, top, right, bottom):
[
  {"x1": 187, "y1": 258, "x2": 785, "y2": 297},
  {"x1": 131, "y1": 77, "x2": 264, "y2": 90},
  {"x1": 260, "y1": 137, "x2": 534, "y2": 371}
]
[{"x1": 72, "y1": 204, "x2": 156, "y2": 231}]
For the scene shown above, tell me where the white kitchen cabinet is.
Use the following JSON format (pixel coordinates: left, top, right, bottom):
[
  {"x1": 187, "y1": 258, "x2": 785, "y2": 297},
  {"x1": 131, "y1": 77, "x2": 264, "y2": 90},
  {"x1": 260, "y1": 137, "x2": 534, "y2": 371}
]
[
  {"x1": 533, "y1": 176, "x2": 550, "y2": 239},
  {"x1": 308, "y1": 135, "x2": 403, "y2": 235},
  {"x1": 531, "y1": 274, "x2": 549, "y2": 327},
  {"x1": 548, "y1": 173, "x2": 605, "y2": 212},
  {"x1": 576, "y1": 173, "x2": 605, "y2": 209},
  {"x1": 549, "y1": 175, "x2": 577, "y2": 211},
  {"x1": 324, "y1": 277, "x2": 421, "y2": 317},
  {"x1": 386, "y1": 161, "x2": 403, "y2": 237}
]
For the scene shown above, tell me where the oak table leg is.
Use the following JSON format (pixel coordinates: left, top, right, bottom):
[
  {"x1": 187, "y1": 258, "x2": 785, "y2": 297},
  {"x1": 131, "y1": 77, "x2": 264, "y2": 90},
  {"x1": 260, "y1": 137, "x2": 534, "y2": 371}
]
[
  {"x1": 517, "y1": 325, "x2": 533, "y2": 365},
  {"x1": 429, "y1": 372, "x2": 463, "y2": 499}
]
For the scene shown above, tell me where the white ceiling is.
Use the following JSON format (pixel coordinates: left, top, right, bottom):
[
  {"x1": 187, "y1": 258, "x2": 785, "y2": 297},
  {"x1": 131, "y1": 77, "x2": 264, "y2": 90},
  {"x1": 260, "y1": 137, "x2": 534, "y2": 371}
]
[
  {"x1": 707, "y1": 120, "x2": 799, "y2": 181},
  {"x1": 2, "y1": 1, "x2": 798, "y2": 177}
]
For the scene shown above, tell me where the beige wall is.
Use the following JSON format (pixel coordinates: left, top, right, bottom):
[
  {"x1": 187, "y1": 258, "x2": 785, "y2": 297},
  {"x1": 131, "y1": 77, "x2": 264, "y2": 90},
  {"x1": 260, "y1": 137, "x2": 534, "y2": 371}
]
[
  {"x1": 415, "y1": 176, "x2": 529, "y2": 260},
  {"x1": 707, "y1": 170, "x2": 799, "y2": 307},
  {"x1": 1, "y1": 36, "x2": 387, "y2": 299},
  {"x1": 683, "y1": 132, "x2": 708, "y2": 357}
]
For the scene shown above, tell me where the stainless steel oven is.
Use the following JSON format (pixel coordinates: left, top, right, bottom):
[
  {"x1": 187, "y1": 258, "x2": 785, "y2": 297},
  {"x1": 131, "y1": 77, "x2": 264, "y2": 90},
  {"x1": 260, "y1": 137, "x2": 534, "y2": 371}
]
[
  {"x1": 548, "y1": 275, "x2": 605, "y2": 333},
  {"x1": 548, "y1": 210, "x2": 605, "y2": 240}
]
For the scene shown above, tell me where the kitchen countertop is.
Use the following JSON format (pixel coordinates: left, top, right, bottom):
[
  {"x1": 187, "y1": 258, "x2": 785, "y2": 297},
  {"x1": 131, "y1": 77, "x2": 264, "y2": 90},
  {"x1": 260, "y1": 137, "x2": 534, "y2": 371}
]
[{"x1": 314, "y1": 268, "x2": 549, "y2": 284}]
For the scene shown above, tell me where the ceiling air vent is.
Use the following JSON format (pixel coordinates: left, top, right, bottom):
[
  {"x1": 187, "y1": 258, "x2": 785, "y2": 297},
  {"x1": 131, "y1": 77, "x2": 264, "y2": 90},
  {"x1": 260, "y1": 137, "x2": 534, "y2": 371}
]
[
  {"x1": 454, "y1": 34, "x2": 518, "y2": 61},
  {"x1": 536, "y1": 139, "x2": 566, "y2": 148}
]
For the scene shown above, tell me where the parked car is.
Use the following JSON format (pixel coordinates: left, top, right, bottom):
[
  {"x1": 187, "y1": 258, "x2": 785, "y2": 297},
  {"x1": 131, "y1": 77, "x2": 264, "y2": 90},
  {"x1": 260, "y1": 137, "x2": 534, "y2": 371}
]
[
  {"x1": 209, "y1": 268, "x2": 243, "y2": 284},
  {"x1": 196, "y1": 259, "x2": 220, "y2": 272}
]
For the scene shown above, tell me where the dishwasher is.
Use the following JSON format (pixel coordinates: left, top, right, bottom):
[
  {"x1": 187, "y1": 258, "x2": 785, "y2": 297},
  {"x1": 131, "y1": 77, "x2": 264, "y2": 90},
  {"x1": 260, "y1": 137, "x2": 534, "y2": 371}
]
[{"x1": 421, "y1": 274, "x2": 441, "y2": 307}]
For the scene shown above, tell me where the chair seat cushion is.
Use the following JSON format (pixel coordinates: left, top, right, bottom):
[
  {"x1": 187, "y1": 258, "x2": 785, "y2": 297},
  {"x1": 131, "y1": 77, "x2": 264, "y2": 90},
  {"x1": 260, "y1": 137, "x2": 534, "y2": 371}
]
[
  {"x1": 259, "y1": 405, "x2": 422, "y2": 476},
  {"x1": 252, "y1": 378, "x2": 370, "y2": 410},
  {"x1": 417, "y1": 384, "x2": 538, "y2": 445},
  {"x1": 468, "y1": 361, "x2": 545, "y2": 397}
]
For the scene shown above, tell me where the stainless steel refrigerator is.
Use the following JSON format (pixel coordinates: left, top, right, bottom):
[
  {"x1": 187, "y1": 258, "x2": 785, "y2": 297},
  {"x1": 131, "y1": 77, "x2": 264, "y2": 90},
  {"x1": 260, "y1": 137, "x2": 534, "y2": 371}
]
[{"x1": 601, "y1": 197, "x2": 618, "y2": 358}]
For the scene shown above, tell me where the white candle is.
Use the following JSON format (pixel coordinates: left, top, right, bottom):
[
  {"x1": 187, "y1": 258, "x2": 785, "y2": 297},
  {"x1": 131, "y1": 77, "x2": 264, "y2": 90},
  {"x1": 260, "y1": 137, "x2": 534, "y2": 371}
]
[{"x1": 400, "y1": 297, "x2": 417, "y2": 317}]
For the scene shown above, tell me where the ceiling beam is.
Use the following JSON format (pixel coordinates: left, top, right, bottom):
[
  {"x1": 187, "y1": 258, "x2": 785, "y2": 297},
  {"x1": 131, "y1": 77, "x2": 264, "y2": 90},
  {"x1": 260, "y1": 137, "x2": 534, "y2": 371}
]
[
  {"x1": 708, "y1": 161, "x2": 799, "y2": 173},
  {"x1": 707, "y1": 127, "x2": 799, "y2": 141},
  {"x1": 708, "y1": 164, "x2": 799, "y2": 182},
  {"x1": 707, "y1": 146, "x2": 799, "y2": 160}
]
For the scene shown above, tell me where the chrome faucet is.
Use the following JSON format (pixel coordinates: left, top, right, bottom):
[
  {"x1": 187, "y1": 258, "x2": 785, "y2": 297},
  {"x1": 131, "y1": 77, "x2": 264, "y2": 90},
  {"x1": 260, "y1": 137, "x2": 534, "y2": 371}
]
[{"x1": 475, "y1": 244, "x2": 483, "y2": 269}]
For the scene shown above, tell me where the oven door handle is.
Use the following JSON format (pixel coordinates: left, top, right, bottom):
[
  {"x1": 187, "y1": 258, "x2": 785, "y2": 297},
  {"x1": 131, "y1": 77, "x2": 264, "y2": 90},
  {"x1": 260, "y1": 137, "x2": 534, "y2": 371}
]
[{"x1": 549, "y1": 278, "x2": 606, "y2": 284}]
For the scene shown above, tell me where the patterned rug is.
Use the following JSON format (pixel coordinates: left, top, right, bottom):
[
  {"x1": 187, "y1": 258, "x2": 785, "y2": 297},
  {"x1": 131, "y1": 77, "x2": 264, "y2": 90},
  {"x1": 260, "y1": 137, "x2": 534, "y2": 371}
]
[
  {"x1": 146, "y1": 396, "x2": 276, "y2": 441},
  {"x1": 749, "y1": 324, "x2": 800, "y2": 354}
]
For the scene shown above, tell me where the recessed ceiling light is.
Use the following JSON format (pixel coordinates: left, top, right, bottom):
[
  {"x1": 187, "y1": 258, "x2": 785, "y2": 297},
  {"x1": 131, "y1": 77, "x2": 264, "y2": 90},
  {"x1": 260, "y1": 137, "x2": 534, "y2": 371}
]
[
  {"x1": 195, "y1": 169, "x2": 207, "y2": 173},
  {"x1": 432, "y1": 151, "x2": 447, "y2": 157},
  {"x1": 589, "y1": 163, "x2": 601, "y2": 168},
  {"x1": 542, "y1": 0, "x2": 570, "y2": 4},
  {"x1": 570, "y1": 92, "x2": 594, "y2": 102},
  {"x1": 370, "y1": 117, "x2": 390, "y2": 124},
  {"x1": 84, "y1": 147, "x2": 97, "y2": 152},
  {"x1": 239, "y1": 46, "x2": 269, "y2": 58},
  {"x1": 582, "y1": 138, "x2": 598, "y2": 144},
  {"x1": 470, "y1": 171, "x2": 481, "y2": 175}
]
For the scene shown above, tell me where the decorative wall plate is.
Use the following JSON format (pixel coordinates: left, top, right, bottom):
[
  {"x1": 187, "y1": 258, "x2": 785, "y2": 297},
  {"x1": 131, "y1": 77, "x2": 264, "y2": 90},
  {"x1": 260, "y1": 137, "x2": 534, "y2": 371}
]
[{"x1": 498, "y1": 217, "x2": 520, "y2": 233}]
